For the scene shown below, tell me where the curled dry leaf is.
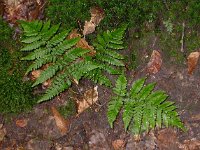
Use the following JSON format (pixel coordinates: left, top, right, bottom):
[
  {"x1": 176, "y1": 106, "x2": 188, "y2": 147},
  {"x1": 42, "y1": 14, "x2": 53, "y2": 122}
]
[
  {"x1": 0, "y1": 124, "x2": 6, "y2": 142},
  {"x1": 147, "y1": 50, "x2": 162, "y2": 74},
  {"x1": 77, "y1": 86, "x2": 98, "y2": 114},
  {"x1": 83, "y1": 6, "x2": 104, "y2": 36},
  {"x1": 16, "y1": 119, "x2": 28, "y2": 128},
  {"x1": 51, "y1": 106, "x2": 69, "y2": 135},
  {"x1": 68, "y1": 29, "x2": 96, "y2": 56},
  {"x1": 112, "y1": 139, "x2": 125, "y2": 150},
  {"x1": 83, "y1": 21, "x2": 96, "y2": 36},
  {"x1": 187, "y1": 51, "x2": 200, "y2": 75}
]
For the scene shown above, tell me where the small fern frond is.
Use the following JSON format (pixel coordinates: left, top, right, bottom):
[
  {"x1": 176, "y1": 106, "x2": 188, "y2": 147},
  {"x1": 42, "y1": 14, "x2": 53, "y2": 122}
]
[
  {"x1": 107, "y1": 96, "x2": 123, "y2": 128},
  {"x1": 25, "y1": 55, "x2": 56, "y2": 74},
  {"x1": 130, "y1": 77, "x2": 146, "y2": 98},
  {"x1": 38, "y1": 74, "x2": 72, "y2": 103},
  {"x1": 123, "y1": 100, "x2": 134, "y2": 131},
  {"x1": 113, "y1": 74, "x2": 127, "y2": 97},
  {"x1": 69, "y1": 61, "x2": 99, "y2": 82},
  {"x1": 96, "y1": 54, "x2": 124, "y2": 66},
  {"x1": 32, "y1": 64, "x2": 60, "y2": 87},
  {"x1": 107, "y1": 75, "x2": 185, "y2": 135},
  {"x1": 137, "y1": 83, "x2": 156, "y2": 100},
  {"x1": 84, "y1": 69, "x2": 112, "y2": 87},
  {"x1": 51, "y1": 38, "x2": 80, "y2": 55},
  {"x1": 47, "y1": 29, "x2": 71, "y2": 47}
]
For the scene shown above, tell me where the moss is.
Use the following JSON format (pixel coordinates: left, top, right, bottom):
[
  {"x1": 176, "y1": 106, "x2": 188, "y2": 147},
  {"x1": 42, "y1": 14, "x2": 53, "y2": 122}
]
[
  {"x1": 58, "y1": 99, "x2": 77, "y2": 118},
  {"x1": 0, "y1": 18, "x2": 36, "y2": 114}
]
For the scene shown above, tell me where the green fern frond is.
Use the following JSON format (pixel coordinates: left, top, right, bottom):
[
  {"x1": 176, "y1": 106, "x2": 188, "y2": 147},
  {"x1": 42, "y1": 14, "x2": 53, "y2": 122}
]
[
  {"x1": 32, "y1": 64, "x2": 60, "y2": 87},
  {"x1": 107, "y1": 96, "x2": 123, "y2": 128},
  {"x1": 107, "y1": 75, "x2": 185, "y2": 135},
  {"x1": 38, "y1": 74, "x2": 72, "y2": 103},
  {"x1": 20, "y1": 21, "x2": 127, "y2": 102},
  {"x1": 84, "y1": 69, "x2": 112, "y2": 87},
  {"x1": 113, "y1": 74, "x2": 127, "y2": 96}
]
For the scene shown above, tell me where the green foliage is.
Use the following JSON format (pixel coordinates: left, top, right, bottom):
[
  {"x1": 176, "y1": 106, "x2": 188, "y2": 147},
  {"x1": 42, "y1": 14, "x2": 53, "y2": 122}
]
[
  {"x1": 0, "y1": 18, "x2": 36, "y2": 114},
  {"x1": 85, "y1": 24, "x2": 127, "y2": 87},
  {"x1": 107, "y1": 75, "x2": 185, "y2": 135},
  {"x1": 20, "y1": 20, "x2": 127, "y2": 103}
]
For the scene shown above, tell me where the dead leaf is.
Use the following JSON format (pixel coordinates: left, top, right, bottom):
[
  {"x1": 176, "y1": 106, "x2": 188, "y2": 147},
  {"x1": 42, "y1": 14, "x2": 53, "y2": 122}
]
[
  {"x1": 68, "y1": 29, "x2": 96, "y2": 56},
  {"x1": 83, "y1": 21, "x2": 96, "y2": 36},
  {"x1": 0, "y1": 124, "x2": 6, "y2": 142},
  {"x1": 112, "y1": 139, "x2": 125, "y2": 150},
  {"x1": 90, "y1": 6, "x2": 105, "y2": 26},
  {"x1": 77, "y1": 86, "x2": 98, "y2": 114},
  {"x1": 187, "y1": 52, "x2": 200, "y2": 75},
  {"x1": 147, "y1": 50, "x2": 162, "y2": 74},
  {"x1": 4, "y1": 0, "x2": 45, "y2": 25},
  {"x1": 51, "y1": 106, "x2": 69, "y2": 135},
  {"x1": 16, "y1": 119, "x2": 28, "y2": 128},
  {"x1": 83, "y1": 6, "x2": 104, "y2": 36}
]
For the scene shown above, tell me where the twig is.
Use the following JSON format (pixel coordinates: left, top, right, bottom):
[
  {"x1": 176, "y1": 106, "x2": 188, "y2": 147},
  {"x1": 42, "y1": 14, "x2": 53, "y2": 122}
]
[{"x1": 181, "y1": 22, "x2": 185, "y2": 53}]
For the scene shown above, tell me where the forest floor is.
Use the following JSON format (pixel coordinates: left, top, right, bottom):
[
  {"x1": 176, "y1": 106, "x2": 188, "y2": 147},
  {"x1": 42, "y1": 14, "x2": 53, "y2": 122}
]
[{"x1": 0, "y1": 28, "x2": 200, "y2": 150}]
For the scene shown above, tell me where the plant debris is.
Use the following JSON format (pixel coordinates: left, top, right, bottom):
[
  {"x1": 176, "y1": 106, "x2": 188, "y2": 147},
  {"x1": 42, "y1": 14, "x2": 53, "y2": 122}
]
[
  {"x1": 77, "y1": 86, "x2": 98, "y2": 114},
  {"x1": 187, "y1": 51, "x2": 200, "y2": 75},
  {"x1": 147, "y1": 50, "x2": 162, "y2": 74}
]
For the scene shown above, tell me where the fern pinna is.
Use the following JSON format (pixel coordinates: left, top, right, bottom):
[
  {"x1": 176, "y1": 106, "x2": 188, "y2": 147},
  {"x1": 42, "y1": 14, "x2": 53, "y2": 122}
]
[
  {"x1": 107, "y1": 75, "x2": 185, "y2": 135},
  {"x1": 84, "y1": 25, "x2": 127, "y2": 87},
  {"x1": 20, "y1": 20, "x2": 98, "y2": 103}
]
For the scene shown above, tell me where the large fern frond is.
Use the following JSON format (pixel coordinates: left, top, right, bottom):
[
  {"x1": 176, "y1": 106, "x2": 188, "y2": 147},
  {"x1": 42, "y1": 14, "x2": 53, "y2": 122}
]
[{"x1": 107, "y1": 75, "x2": 185, "y2": 136}]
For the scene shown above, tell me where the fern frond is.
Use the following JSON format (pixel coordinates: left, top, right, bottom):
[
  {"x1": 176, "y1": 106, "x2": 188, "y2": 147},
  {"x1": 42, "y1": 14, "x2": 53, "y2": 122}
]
[
  {"x1": 48, "y1": 29, "x2": 71, "y2": 47},
  {"x1": 69, "y1": 61, "x2": 99, "y2": 82},
  {"x1": 107, "y1": 96, "x2": 123, "y2": 128},
  {"x1": 38, "y1": 74, "x2": 71, "y2": 103},
  {"x1": 25, "y1": 55, "x2": 56, "y2": 74},
  {"x1": 21, "y1": 40, "x2": 45, "y2": 51},
  {"x1": 32, "y1": 64, "x2": 60, "y2": 87},
  {"x1": 107, "y1": 75, "x2": 185, "y2": 136},
  {"x1": 137, "y1": 83, "x2": 156, "y2": 100},
  {"x1": 96, "y1": 54, "x2": 124, "y2": 66},
  {"x1": 123, "y1": 100, "x2": 134, "y2": 131},
  {"x1": 113, "y1": 74, "x2": 127, "y2": 96},
  {"x1": 130, "y1": 77, "x2": 146, "y2": 98},
  {"x1": 52, "y1": 38, "x2": 81, "y2": 56},
  {"x1": 84, "y1": 69, "x2": 112, "y2": 87}
]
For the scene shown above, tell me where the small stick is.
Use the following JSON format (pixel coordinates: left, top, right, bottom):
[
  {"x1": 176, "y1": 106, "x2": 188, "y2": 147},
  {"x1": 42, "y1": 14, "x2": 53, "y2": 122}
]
[{"x1": 181, "y1": 22, "x2": 185, "y2": 53}]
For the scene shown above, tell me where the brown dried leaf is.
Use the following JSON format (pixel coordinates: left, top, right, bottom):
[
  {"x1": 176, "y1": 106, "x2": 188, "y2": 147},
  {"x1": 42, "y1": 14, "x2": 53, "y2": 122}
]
[
  {"x1": 83, "y1": 21, "x2": 96, "y2": 36},
  {"x1": 187, "y1": 52, "x2": 200, "y2": 75},
  {"x1": 51, "y1": 106, "x2": 69, "y2": 135},
  {"x1": 147, "y1": 50, "x2": 162, "y2": 74},
  {"x1": 77, "y1": 86, "x2": 98, "y2": 114},
  {"x1": 68, "y1": 29, "x2": 96, "y2": 56},
  {"x1": 90, "y1": 6, "x2": 105, "y2": 26},
  {"x1": 4, "y1": 0, "x2": 45, "y2": 24},
  {"x1": 16, "y1": 119, "x2": 28, "y2": 128},
  {"x1": 0, "y1": 124, "x2": 6, "y2": 142},
  {"x1": 112, "y1": 139, "x2": 125, "y2": 150}
]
